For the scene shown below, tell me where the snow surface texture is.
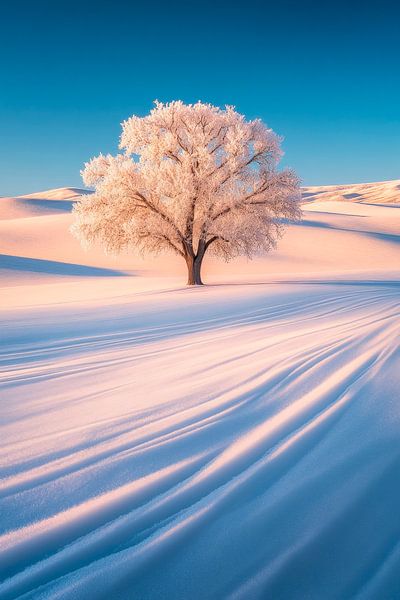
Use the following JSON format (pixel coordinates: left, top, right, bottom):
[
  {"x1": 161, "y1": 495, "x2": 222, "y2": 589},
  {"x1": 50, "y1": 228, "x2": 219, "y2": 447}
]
[{"x1": 0, "y1": 181, "x2": 400, "y2": 599}]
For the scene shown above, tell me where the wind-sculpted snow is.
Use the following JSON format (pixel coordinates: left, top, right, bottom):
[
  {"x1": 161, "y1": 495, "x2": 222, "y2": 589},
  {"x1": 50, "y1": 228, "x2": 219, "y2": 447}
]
[
  {"x1": 1, "y1": 281, "x2": 399, "y2": 599},
  {"x1": 302, "y1": 179, "x2": 400, "y2": 206},
  {"x1": 0, "y1": 189, "x2": 91, "y2": 221}
]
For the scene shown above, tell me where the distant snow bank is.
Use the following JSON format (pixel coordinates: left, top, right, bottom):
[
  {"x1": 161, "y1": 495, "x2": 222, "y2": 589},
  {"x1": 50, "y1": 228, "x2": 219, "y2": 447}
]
[
  {"x1": 303, "y1": 179, "x2": 400, "y2": 205},
  {"x1": 0, "y1": 188, "x2": 92, "y2": 220},
  {"x1": 17, "y1": 187, "x2": 91, "y2": 201}
]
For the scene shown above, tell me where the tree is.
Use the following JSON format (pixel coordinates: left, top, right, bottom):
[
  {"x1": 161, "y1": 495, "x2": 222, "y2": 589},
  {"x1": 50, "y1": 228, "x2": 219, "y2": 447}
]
[{"x1": 72, "y1": 101, "x2": 301, "y2": 285}]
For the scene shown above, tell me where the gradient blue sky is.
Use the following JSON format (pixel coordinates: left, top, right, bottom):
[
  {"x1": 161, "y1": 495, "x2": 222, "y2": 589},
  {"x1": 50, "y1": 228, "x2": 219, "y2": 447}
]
[{"x1": 1, "y1": 0, "x2": 399, "y2": 195}]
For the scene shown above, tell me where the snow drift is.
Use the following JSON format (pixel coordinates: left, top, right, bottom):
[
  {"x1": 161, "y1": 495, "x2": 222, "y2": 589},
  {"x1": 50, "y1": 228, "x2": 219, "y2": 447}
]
[
  {"x1": 0, "y1": 188, "x2": 91, "y2": 221},
  {"x1": 302, "y1": 179, "x2": 400, "y2": 205}
]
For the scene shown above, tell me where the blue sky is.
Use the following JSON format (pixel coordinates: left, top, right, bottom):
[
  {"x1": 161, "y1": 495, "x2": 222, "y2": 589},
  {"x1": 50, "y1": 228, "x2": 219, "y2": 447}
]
[{"x1": 1, "y1": 0, "x2": 399, "y2": 195}]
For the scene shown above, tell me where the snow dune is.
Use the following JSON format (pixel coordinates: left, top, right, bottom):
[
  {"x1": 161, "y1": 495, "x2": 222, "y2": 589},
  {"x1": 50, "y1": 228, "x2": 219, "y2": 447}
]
[
  {"x1": 0, "y1": 188, "x2": 90, "y2": 221},
  {"x1": 302, "y1": 179, "x2": 400, "y2": 206},
  {"x1": 17, "y1": 188, "x2": 89, "y2": 201},
  {"x1": 0, "y1": 180, "x2": 399, "y2": 599}
]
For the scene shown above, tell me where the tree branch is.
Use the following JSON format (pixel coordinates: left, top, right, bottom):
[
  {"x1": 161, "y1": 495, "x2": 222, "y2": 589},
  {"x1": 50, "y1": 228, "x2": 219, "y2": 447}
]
[
  {"x1": 205, "y1": 235, "x2": 228, "y2": 250},
  {"x1": 122, "y1": 183, "x2": 185, "y2": 243}
]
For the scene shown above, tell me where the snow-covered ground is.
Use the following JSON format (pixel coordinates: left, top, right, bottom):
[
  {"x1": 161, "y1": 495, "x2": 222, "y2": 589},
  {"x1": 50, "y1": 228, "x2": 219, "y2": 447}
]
[{"x1": 1, "y1": 181, "x2": 399, "y2": 599}]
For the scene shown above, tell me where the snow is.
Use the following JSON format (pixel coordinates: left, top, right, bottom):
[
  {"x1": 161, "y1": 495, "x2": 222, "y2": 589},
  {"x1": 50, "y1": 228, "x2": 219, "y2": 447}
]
[
  {"x1": 17, "y1": 188, "x2": 90, "y2": 201},
  {"x1": 0, "y1": 181, "x2": 399, "y2": 598},
  {"x1": 302, "y1": 179, "x2": 400, "y2": 206},
  {"x1": 0, "y1": 189, "x2": 91, "y2": 221}
]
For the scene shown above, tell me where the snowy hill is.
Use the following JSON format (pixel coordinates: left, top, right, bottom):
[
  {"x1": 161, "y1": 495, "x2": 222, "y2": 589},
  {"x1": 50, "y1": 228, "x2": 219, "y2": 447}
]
[
  {"x1": 18, "y1": 187, "x2": 90, "y2": 201},
  {"x1": 0, "y1": 187, "x2": 91, "y2": 221},
  {"x1": 302, "y1": 179, "x2": 400, "y2": 205}
]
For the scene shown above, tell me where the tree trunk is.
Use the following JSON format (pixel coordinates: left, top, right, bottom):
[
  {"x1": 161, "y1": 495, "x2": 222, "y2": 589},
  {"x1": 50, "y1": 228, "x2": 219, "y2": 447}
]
[{"x1": 186, "y1": 253, "x2": 204, "y2": 285}]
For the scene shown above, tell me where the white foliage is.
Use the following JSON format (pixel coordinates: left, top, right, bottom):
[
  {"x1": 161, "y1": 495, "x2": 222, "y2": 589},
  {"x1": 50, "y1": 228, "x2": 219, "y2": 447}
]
[{"x1": 72, "y1": 101, "x2": 302, "y2": 280}]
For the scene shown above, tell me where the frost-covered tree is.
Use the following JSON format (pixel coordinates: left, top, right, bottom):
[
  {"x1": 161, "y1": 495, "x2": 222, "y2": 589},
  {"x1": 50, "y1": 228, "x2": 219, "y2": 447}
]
[{"x1": 72, "y1": 101, "x2": 301, "y2": 285}]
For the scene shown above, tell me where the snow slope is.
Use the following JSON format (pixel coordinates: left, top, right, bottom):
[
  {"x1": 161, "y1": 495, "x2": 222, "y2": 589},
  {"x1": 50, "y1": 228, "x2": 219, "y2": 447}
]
[
  {"x1": 0, "y1": 189, "x2": 90, "y2": 221},
  {"x1": 17, "y1": 188, "x2": 89, "y2": 201},
  {"x1": 0, "y1": 181, "x2": 399, "y2": 599},
  {"x1": 302, "y1": 179, "x2": 400, "y2": 206}
]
